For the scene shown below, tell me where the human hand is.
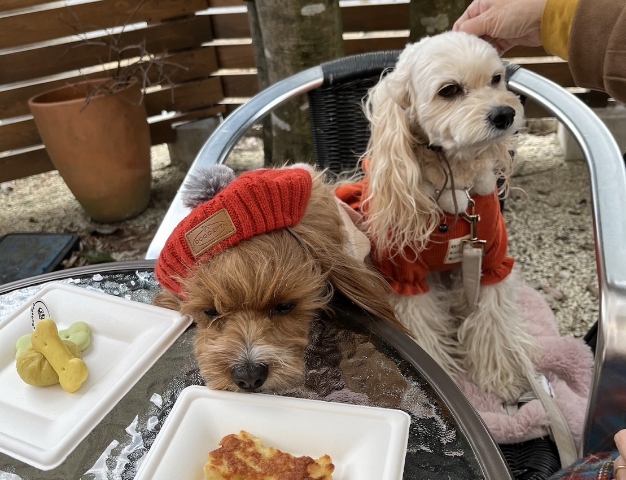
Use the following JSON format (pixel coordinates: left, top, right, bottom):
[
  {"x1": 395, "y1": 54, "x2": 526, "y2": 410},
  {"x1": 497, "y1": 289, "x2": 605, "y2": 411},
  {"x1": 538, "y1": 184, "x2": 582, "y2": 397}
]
[
  {"x1": 453, "y1": 0, "x2": 547, "y2": 55},
  {"x1": 615, "y1": 430, "x2": 626, "y2": 480}
]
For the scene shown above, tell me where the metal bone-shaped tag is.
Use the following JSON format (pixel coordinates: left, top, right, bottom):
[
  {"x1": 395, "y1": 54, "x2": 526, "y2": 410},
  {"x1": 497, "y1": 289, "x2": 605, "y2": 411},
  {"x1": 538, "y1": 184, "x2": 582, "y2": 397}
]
[{"x1": 461, "y1": 196, "x2": 486, "y2": 255}]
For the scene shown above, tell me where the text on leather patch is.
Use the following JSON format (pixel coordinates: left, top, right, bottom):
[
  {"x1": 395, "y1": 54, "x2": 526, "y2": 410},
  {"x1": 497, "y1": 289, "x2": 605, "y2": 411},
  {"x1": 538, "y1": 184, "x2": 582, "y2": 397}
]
[{"x1": 185, "y1": 209, "x2": 237, "y2": 257}]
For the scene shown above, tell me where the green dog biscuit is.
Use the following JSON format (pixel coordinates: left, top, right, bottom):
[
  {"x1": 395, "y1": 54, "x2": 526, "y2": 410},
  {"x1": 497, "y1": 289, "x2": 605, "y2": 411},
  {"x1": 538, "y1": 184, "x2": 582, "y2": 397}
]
[
  {"x1": 58, "y1": 321, "x2": 91, "y2": 352},
  {"x1": 15, "y1": 334, "x2": 32, "y2": 360}
]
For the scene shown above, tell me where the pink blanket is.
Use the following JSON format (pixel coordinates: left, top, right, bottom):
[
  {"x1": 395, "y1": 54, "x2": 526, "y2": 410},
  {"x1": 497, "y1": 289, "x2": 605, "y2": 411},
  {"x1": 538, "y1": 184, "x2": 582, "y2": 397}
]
[{"x1": 458, "y1": 284, "x2": 594, "y2": 447}]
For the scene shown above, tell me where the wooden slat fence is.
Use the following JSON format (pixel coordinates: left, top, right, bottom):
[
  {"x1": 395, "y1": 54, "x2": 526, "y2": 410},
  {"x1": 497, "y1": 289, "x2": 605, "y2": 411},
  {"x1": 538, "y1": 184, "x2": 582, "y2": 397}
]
[
  {"x1": 0, "y1": 0, "x2": 227, "y2": 182},
  {"x1": 1, "y1": 0, "x2": 600, "y2": 182}
]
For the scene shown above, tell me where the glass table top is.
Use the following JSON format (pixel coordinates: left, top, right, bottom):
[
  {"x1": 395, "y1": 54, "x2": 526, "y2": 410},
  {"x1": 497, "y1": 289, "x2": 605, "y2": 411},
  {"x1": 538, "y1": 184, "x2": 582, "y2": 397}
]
[{"x1": 0, "y1": 263, "x2": 508, "y2": 479}]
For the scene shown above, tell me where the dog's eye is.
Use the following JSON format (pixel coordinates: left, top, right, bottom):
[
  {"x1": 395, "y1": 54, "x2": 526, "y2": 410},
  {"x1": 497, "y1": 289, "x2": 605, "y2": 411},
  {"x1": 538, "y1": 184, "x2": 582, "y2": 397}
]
[
  {"x1": 438, "y1": 84, "x2": 460, "y2": 98},
  {"x1": 491, "y1": 74, "x2": 502, "y2": 85},
  {"x1": 204, "y1": 308, "x2": 219, "y2": 319},
  {"x1": 270, "y1": 302, "x2": 296, "y2": 316}
]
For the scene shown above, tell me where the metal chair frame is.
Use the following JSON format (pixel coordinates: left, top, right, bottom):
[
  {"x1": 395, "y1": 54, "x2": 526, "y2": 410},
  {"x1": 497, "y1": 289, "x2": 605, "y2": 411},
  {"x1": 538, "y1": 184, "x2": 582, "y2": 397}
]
[{"x1": 146, "y1": 52, "x2": 626, "y2": 460}]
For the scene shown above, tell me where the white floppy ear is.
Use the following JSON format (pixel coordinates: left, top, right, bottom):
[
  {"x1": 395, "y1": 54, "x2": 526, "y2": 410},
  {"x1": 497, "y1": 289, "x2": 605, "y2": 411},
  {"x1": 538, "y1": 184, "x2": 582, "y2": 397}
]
[
  {"x1": 361, "y1": 70, "x2": 439, "y2": 256},
  {"x1": 381, "y1": 41, "x2": 425, "y2": 110},
  {"x1": 363, "y1": 73, "x2": 418, "y2": 190},
  {"x1": 385, "y1": 72, "x2": 411, "y2": 109}
]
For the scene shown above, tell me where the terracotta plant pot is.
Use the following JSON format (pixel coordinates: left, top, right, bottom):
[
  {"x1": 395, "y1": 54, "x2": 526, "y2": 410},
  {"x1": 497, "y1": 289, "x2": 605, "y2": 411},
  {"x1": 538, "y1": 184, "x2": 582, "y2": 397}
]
[{"x1": 28, "y1": 78, "x2": 152, "y2": 223}]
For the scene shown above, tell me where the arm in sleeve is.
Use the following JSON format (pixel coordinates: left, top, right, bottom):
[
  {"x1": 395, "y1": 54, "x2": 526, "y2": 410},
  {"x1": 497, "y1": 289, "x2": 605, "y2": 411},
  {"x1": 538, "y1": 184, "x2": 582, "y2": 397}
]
[
  {"x1": 540, "y1": 0, "x2": 579, "y2": 60},
  {"x1": 568, "y1": 0, "x2": 626, "y2": 104}
]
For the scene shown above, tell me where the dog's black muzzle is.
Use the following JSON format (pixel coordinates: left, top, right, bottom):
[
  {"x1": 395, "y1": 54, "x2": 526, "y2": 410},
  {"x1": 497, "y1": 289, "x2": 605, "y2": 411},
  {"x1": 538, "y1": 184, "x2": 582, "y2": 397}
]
[
  {"x1": 231, "y1": 363, "x2": 269, "y2": 391},
  {"x1": 488, "y1": 106, "x2": 516, "y2": 130}
]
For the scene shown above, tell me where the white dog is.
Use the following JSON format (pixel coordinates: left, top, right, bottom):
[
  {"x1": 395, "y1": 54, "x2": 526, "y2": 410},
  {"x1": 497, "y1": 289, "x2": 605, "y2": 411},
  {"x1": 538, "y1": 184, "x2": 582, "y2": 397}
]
[{"x1": 336, "y1": 31, "x2": 537, "y2": 403}]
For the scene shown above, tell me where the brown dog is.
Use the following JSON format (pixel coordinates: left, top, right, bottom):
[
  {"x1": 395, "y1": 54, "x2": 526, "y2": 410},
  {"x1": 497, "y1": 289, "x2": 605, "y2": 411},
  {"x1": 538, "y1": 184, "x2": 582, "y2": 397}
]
[{"x1": 155, "y1": 164, "x2": 403, "y2": 392}]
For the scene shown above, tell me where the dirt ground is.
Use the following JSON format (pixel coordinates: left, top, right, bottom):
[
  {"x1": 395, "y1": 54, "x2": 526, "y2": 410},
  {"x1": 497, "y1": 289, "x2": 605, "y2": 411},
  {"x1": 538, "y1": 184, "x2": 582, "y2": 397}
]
[{"x1": 0, "y1": 137, "x2": 264, "y2": 268}]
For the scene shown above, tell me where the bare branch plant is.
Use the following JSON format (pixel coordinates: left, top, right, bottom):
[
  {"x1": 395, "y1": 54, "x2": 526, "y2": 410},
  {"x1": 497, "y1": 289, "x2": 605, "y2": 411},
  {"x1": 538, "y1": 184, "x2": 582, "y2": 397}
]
[{"x1": 58, "y1": 0, "x2": 187, "y2": 109}]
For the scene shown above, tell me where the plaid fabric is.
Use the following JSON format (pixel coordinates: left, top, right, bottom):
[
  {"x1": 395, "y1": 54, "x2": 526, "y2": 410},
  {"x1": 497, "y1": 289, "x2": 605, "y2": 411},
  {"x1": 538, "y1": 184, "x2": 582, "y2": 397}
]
[{"x1": 549, "y1": 452, "x2": 619, "y2": 479}]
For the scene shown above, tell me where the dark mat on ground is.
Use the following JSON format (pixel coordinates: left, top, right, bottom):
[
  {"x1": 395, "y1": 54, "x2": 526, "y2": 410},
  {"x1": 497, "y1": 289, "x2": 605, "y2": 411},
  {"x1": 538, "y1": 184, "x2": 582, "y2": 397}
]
[{"x1": 0, "y1": 233, "x2": 79, "y2": 285}]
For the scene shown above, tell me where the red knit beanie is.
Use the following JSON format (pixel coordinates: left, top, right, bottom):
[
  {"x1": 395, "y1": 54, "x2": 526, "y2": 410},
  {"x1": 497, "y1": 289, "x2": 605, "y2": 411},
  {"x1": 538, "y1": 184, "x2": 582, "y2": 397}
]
[{"x1": 155, "y1": 167, "x2": 313, "y2": 296}]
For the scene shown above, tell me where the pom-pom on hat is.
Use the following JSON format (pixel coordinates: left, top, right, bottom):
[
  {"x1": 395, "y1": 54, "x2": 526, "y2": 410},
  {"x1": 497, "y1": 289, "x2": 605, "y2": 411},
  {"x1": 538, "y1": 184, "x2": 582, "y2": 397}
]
[{"x1": 156, "y1": 165, "x2": 313, "y2": 296}]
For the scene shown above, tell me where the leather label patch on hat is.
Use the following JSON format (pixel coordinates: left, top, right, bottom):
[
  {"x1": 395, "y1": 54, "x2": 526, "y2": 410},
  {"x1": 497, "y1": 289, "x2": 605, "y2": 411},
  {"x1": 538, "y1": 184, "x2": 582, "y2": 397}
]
[{"x1": 185, "y1": 209, "x2": 237, "y2": 258}]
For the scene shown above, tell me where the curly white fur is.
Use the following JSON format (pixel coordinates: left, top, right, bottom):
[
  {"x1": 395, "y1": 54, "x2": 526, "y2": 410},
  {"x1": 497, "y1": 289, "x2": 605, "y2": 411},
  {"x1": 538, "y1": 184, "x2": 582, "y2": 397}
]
[
  {"x1": 362, "y1": 31, "x2": 524, "y2": 256},
  {"x1": 361, "y1": 31, "x2": 535, "y2": 403}
]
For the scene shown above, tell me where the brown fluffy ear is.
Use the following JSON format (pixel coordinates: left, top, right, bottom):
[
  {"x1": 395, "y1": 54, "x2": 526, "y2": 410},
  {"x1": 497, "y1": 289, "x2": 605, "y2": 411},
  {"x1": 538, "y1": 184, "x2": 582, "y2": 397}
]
[
  {"x1": 153, "y1": 289, "x2": 182, "y2": 311},
  {"x1": 326, "y1": 255, "x2": 409, "y2": 336},
  {"x1": 291, "y1": 170, "x2": 409, "y2": 336}
]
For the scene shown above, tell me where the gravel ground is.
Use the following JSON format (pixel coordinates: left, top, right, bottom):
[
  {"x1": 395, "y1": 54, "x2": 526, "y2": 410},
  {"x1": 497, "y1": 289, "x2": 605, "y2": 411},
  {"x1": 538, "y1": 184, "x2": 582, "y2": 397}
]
[
  {"x1": 506, "y1": 133, "x2": 597, "y2": 337},
  {"x1": 0, "y1": 130, "x2": 598, "y2": 337}
]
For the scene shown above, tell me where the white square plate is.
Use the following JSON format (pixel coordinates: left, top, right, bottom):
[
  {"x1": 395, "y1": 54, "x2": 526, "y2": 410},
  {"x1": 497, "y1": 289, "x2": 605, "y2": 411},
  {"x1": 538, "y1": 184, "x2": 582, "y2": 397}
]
[
  {"x1": 0, "y1": 283, "x2": 192, "y2": 470},
  {"x1": 135, "y1": 386, "x2": 411, "y2": 480}
]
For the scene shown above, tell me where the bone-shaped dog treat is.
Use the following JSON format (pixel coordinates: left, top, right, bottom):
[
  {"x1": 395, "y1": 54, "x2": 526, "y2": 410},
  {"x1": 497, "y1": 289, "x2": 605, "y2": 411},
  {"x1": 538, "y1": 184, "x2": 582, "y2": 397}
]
[
  {"x1": 16, "y1": 321, "x2": 91, "y2": 360},
  {"x1": 31, "y1": 319, "x2": 89, "y2": 393}
]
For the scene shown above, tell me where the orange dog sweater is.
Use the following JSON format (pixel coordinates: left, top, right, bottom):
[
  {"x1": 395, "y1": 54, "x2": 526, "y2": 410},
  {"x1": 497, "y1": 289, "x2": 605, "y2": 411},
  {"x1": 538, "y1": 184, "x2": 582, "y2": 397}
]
[{"x1": 335, "y1": 179, "x2": 514, "y2": 295}]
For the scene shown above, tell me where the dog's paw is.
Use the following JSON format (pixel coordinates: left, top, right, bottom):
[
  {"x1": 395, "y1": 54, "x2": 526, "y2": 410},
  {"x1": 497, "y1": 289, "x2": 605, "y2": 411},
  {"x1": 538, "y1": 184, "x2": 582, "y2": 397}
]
[{"x1": 437, "y1": 189, "x2": 469, "y2": 214}]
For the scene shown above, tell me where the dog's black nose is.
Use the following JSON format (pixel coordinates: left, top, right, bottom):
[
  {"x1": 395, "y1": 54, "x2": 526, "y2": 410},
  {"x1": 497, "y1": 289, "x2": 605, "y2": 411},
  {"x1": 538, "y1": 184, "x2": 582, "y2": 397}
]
[
  {"x1": 231, "y1": 363, "x2": 269, "y2": 390},
  {"x1": 488, "y1": 106, "x2": 516, "y2": 130}
]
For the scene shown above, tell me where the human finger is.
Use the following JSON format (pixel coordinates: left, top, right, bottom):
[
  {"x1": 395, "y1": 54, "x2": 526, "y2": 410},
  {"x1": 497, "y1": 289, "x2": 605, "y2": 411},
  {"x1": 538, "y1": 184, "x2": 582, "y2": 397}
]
[
  {"x1": 616, "y1": 430, "x2": 626, "y2": 457},
  {"x1": 490, "y1": 38, "x2": 519, "y2": 55},
  {"x1": 615, "y1": 455, "x2": 626, "y2": 480},
  {"x1": 453, "y1": 0, "x2": 490, "y2": 30},
  {"x1": 454, "y1": 15, "x2": 491, "y2": 38},
  {"x1": 615, "y1": 430, "x2": 626, "y2": 450},
  {"x1": 613, "y1": 431, "x2": 626, "y2": 480}
]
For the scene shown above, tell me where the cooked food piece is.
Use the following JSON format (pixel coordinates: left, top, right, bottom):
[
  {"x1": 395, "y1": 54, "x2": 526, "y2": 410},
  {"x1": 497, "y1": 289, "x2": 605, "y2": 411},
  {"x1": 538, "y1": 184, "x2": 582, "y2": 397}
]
[{"x1": 204, "y1": 430, "x2": 334, "y2": 480}]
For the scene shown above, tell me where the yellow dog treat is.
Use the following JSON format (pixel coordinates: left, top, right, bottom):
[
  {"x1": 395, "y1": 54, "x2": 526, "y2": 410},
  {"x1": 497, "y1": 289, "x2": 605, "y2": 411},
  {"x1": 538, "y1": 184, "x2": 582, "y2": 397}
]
[
  {"x1": 15, "y1": 321, "x2": 91, "y2": 360},
  {"x1": 31, "y1": 319, "x2": 89, "y2": 393},
  {"x1": 16, "y1": 341, "x2": 82, "y2": 387}
]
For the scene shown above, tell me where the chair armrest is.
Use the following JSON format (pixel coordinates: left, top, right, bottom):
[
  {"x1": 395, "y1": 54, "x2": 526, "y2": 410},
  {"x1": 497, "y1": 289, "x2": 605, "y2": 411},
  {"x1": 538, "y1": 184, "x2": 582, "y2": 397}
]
[{"x1": 508, "y1": 68, "x2": 626, "y2": 456}]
